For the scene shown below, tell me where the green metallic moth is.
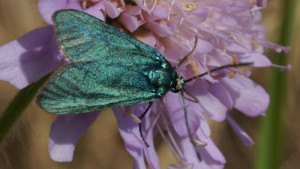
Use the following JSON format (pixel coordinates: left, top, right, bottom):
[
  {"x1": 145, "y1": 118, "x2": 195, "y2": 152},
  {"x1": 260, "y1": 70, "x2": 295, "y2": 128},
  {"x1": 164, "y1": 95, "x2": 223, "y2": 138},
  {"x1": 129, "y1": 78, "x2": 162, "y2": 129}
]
[
  {"x1": 37, "y1": 9, "x2": 184, "y2": 114},
  {"x1": 36, "y1": 9, "x2": 251, "y2": 160}
]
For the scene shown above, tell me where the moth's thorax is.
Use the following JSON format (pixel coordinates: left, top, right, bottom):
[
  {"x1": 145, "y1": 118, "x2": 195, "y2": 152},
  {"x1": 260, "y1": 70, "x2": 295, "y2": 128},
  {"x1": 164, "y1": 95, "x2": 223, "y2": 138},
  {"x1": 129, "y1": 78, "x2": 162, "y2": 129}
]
[{"x1": 148, "y1": 62, "x2": 184, "y2": 96}]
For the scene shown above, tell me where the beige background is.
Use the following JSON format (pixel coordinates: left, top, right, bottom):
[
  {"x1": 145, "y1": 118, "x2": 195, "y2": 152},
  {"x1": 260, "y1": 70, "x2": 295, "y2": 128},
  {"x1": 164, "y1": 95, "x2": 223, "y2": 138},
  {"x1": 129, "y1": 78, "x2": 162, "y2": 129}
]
[{"x1": 0, "y1": 0, "x2": 299, "y2": 169}]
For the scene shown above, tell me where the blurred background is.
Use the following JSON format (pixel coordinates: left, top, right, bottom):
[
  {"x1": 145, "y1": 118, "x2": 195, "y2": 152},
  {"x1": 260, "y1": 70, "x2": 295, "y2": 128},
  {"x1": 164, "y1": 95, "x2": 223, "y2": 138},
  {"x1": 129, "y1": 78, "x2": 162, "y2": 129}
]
[{"x1": 0, "y1": 0, "x2": 299, "y2": 169}]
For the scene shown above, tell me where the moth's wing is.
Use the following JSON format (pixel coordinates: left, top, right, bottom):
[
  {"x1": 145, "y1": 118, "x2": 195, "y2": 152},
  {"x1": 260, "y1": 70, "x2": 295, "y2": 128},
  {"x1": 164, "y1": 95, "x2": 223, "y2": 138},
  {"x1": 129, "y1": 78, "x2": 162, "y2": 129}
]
[
  {"x1": 38, "y1": 9, "x2": 172, "y2": 114},
  {"x1": 37, "y1": 61, "x2": 161, "y2": 115},
  {"x1": 53, "y1": 9, "x2": 165, "y2": 70}
]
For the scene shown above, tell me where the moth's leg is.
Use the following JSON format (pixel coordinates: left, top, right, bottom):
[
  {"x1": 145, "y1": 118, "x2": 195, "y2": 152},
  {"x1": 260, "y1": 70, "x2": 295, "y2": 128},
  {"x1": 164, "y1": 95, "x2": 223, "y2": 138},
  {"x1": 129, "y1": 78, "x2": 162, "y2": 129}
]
[
  {"x1": 138, "y1": 102, "x2": 153, "y2": 147},
  {"x1": 181, "y1": 90, "x2": 202, "y2": 161}
]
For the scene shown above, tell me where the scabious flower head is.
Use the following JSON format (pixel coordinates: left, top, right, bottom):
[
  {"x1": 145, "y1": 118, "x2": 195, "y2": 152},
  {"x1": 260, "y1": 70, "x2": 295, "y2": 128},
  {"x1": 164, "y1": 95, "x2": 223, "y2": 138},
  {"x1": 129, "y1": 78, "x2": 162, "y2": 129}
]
[{"x1": 0, "y1": 0, "x2": 291, "y2": 168}]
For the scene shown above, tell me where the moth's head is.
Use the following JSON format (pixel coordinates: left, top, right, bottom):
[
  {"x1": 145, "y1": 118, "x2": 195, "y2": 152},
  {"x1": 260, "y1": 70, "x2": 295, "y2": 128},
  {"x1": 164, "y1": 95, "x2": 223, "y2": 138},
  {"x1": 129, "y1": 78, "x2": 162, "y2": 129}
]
[{"x1": 171, "y1": 75, "x2": 185, "y2": 93}]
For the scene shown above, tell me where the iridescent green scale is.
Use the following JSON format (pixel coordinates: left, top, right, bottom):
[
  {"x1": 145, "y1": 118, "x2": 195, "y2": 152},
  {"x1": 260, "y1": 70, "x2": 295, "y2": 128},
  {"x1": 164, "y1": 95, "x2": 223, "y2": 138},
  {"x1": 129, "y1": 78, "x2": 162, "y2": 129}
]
[{"x1": 37, "y1": 9, "x2": 181, "y2": 114}]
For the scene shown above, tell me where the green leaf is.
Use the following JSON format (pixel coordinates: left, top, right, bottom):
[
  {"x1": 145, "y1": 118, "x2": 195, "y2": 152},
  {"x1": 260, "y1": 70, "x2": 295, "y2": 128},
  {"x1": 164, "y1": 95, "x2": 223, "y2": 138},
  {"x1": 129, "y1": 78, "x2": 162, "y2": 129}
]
[{"x1": 0, "y1": 74, "x2": 50, "y2": 144}]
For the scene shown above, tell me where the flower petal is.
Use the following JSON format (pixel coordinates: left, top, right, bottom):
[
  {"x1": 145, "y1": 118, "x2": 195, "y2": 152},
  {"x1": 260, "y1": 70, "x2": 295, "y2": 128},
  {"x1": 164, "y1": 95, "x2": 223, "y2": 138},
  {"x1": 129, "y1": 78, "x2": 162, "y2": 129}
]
[
  {"x1": 119, "y1": 13, "x2": 138, "y2": 32},
  {"x1": 126, "y1": 143, "x2": 147, "y2": 169},
  {"x1": 167, "y1": 163, "x2": 193, "y2": 169},
  {"x1": 172, "y1": 127, "x2": 225, "y2": 169},
  {"x1": 187, "y1": 80, "x2": 228, "y2": 121},
  {"x1": 226, "y1": 114, "x2": 254, "y2": 146},
  {"x1": 208, "y1": 82, "x2": 233, "y2": 110},
  {"x1": 239, "y1": 53, "x2": 272, "y2": 67},
  {"x1": 144, "y1": 127, "x2": 160, "y2": 169},
  {"x1": 104, "y1": 0, "x2": 123, "y2": 19},
  {"x1": 38, "y1": 0, "x2": 81, "y2": 24},
  {"x1": 195, "y1": 38, "x2": 214, "y2": 54},
  {"x1": 83, "y1": 2, "x2": 105, "y2": 21},
  {"x1": 196, "y1": 129, "x2": 226, "y2": 164},
  {"x1": 221, "y1": 74, "x2": 269, "y2": 117},
  {"x1": 0, "y1": 26, "x2": 62, "y2": 89},
  {"x1": 38, "y1": 0, "x2": 105, "y2": 24},
  {"x1": 49, "y1": 111, "x2": 99, "y2": 162},
  {"x1": 165, "y1": 92, "x2": 201, "y2": 137},
  {"x1": 132, "y1": 29, "x2": 156, "y2": 47},
  {"x1": 113, "y1": 104, "x2": 148, "y2": 148},
  {"x1": 144, "y1": 21, "x2": 173, "y2": 37}
]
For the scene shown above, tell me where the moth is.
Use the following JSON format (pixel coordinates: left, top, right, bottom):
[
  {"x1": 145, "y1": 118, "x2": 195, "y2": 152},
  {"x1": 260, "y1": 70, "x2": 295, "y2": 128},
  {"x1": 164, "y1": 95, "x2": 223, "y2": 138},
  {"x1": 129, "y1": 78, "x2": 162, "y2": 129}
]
[{"x1": 37, "y1": 9, "x2": 250, "y2": 160}]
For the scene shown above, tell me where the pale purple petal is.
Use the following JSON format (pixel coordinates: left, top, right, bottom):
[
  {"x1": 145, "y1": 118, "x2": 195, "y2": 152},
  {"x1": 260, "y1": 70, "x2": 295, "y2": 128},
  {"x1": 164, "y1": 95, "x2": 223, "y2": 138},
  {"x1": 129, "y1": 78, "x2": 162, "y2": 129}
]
[
  {"x1": 126, "y1": 144, "x2": 147, "y2": 169},
  {"x1": 150, "y1": 3, "x2": 170, "y2": 19},
  {"x1": 196, "y1": 129, "x2": 226, "y2": 164},
  {"x1": 190, "y1": 5, "x2": 209, "y2": 24},
  {"x1": 122, "y1": 103, "x2": 160, "y2": 169},
  {"x1": 172, "y1": 127, "x2": 225, "y2": 169},
  {"x1": 162, "y1": 38, "x2": 188, "y2": 61},
  {"x1": 83, "y1": 2, "x2": 105, "y2": 20},
  {"x1": 197, "y1": 111, "x2": 211, "y2": 138},
  {"x1": 144, "y1": 21, "x2": 173, "y2": 37},
  {"x1": 226, "y1": 114, "x2": 254, "y2": 146},
  {"x1": 38, "y1": 0, "x2": 104, "y2": 24},
  {"x1": 0, "y1": 26, "x2": 62, "y2": 89},
  {"x1": 104, "y1": 0, "x2": 123, "y2": 19},
  {"x1": 119, "y1": 13, "x2": 141, "y2": 32},
  {"x1": 187, "y1": 80, "x2": 228, "y2": 121},
  {"x1": 221, "y1": 74, "x2": 269, "y2": 117},
  {"x1": 133, "y1": 29, "x2": 156, "y2": 47},
  {"x1": 167, "y1": 163, "x2": 193, "y2": 169},
  {"x1": 49, "y1": 111, "x2": 99, "y2": 162},
  {"x1": 225, "y1": 43, "x2": 249, "y2": 53},
  {"x1": 195, "y1": 38, "x2": 214, "y2": 54},
  {"x1": 239, "y1": 53, "x2": 272, "y2": 67},
  {"x1": 208, "y1": 83, "x2": 233, "y2": 110},
  {"x1": 165, "y1": 92, "x2": 200, "y2": 137},
  {"x1": 144, "y1": 127, "x2": 160, "y2": 169},
  {"x1": 38, "y1": 0, "x2": 82, "y2": 24},
  {"x1": 119, "y1": 6, "x2": 144, "y2": 32},
  {"x1": 113, "y1": 105, "x2": 148, "y2": 148}
]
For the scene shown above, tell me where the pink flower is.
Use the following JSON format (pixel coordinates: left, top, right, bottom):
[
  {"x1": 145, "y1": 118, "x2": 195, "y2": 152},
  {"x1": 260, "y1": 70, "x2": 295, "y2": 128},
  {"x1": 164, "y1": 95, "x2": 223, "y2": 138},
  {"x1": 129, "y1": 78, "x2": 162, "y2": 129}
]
[{"x1": 0, "y1": 0, "x2": 291, "y2": 168}]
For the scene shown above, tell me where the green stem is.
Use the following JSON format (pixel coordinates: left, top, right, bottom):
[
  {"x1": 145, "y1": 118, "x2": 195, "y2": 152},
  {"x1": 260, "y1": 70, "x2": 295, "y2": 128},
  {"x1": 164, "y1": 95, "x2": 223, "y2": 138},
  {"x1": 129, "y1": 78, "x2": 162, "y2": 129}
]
[
  {"x1": 254, "y1": 0, "x2": 297, "y2": 169},
  {"x1": 0, "y1": 74, "x2": 50, "y2": 144}
]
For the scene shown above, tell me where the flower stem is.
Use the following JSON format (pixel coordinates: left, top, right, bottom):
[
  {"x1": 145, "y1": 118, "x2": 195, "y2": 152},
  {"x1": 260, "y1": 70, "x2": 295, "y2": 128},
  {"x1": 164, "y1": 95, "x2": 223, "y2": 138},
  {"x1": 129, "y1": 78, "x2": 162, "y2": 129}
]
[
  {"x1": 0, "y1": 74, "x2": 50, "y2": 144},
  {"x1": 254, "y1": 0, "x2": 297, "y2": 169}
]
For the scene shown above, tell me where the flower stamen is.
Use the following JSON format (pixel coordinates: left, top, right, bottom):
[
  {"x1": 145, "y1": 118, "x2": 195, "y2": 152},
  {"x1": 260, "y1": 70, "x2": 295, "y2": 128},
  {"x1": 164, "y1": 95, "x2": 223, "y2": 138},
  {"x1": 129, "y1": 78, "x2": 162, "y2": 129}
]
[
  {"x1": 190, "y1": 60, "x2": 199, "y2": 76},
  {"x1": 193, "y1": 139, "x2": 207, "y2": 148},
  {"x1": 251, "y1": 37, "x2": 260, "y2": 48},
  {"x1": 182, "y1": 3, "x2": 197, "y2": 11},
  {"x1": 229, "y1": 55, "x2": 239, "y2": 79},
  {"x1": 272, "y1": 64, "x2": 292, "y2": 72}
]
